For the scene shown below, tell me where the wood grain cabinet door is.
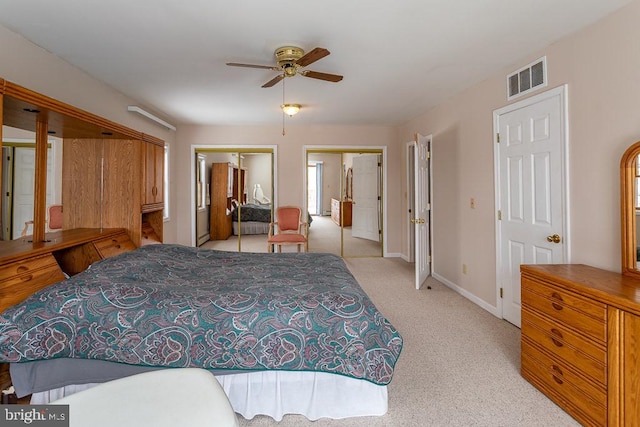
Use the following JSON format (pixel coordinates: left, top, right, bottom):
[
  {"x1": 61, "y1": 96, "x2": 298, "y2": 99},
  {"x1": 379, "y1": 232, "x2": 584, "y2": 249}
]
[{"x1": 143, "y1": 142, "x2": 164, "y2": 207}]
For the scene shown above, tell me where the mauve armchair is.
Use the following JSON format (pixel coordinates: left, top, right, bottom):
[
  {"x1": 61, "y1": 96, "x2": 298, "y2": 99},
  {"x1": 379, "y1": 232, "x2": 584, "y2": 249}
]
[{"x1": 267, "y1": 206, "x2": 308, "y2": 253}]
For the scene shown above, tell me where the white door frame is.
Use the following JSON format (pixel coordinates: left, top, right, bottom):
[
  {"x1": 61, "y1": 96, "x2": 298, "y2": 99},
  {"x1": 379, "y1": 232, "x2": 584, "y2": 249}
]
[{"x1": 493, "y1": 84, "x2": 570, "y2": 319}]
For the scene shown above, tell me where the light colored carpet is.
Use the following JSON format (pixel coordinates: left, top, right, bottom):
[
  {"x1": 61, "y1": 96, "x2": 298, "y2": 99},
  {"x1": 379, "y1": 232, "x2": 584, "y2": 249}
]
[
  {"x1": 236, "y1": 258, "x2": 579, "y2": 426},
  {"x1": 308, "y1": 215, "x2": 382, "y2": 257},
  {"x1": 201, "y1": 215, "x2": 382, "y2": 257}
]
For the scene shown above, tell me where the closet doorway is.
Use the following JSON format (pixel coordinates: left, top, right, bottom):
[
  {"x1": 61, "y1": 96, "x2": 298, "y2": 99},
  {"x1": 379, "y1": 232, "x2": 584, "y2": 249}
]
[
  {"x1": 193, "y1": 146, "x2": 276, "y2": 253},
  {"x1": 305, "y1": 148, "x2": 385, "y2": 258}
]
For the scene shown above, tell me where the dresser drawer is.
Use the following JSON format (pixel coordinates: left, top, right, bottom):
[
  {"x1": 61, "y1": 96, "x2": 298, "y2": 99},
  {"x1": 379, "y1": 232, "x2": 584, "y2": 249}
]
[
  {"x1": 93, "y1": 233, "x2": 137, "y2": 258},
  {"x1": 522, "y1": 278, "x2": 606, "y2": 343},
  {"x1": 0, "y1": 262, "x2": 65, "y2": 308},
  {"x1": 522, "y1": 308, "x2": 606, "y2": 385},
  {"x1": 0, "y1": 254, "x2": 60, "y2": 279},
  {"x1": 522, "y1": 339, "x2": 606, "y2": 426}
]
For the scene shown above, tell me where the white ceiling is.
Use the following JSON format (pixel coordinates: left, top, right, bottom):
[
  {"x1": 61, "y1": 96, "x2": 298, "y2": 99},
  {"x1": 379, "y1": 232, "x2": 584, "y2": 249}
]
[{"x1": 0, "y1": 0, "x2": 630, "y2": 127}]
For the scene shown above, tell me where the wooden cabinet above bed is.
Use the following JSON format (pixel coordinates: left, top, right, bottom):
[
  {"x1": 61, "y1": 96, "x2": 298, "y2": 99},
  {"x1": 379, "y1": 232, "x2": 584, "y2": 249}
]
[{"x1": 0, "y1": 78, "x2": 164, "y2": 250}]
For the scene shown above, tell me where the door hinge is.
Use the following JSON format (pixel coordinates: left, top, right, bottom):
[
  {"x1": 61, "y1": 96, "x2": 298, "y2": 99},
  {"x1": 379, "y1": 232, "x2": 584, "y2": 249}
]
[
  {"x1": 427, "y1": 151, "x2": 431, "y2": 159},
  {"x1": 496, "y1": 133, "x2": 500, "y2": 143},
  {"x1": 428, "y1": 255, "x2": 432, "y2": 263},
  {"x1": 497, "y1": 210, "x2": 502, "y2": 220},
  {"x1": 500, "y1": 288, "x2": 503, "y2": 298},
  {"x1": 427, "y1": 203, "x2": 431, "y2": 210}
]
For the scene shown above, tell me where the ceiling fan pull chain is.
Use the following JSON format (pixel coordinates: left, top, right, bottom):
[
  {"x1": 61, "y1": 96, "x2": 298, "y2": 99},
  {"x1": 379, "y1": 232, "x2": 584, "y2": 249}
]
[{"x1": 282, "y1": 76, "x2": 286, "y2": 136}]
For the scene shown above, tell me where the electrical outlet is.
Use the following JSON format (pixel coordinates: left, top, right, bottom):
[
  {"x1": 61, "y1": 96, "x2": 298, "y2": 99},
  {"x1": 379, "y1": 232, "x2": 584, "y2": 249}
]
[
  {"x1": 470, "y1": 198, "x2": 475, "y2": 209},
  {"x1": 462, "y1": 264, "x2": 468, "y2": 274}
]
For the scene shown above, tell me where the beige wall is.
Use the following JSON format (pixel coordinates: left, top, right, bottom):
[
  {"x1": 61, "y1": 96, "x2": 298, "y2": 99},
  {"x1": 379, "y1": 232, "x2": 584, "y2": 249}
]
[
  {"x1": 243, "y1": 153, "x2": 273, "y2": 203},
  {"x1": 398, "y1": 0, "x2": 640, "y2": 310}
]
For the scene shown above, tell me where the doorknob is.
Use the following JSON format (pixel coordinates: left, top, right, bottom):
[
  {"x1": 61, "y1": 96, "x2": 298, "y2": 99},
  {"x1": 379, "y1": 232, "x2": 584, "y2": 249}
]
[{"x1": 546, "y1": 234, "x2": 561, "y2": 244}]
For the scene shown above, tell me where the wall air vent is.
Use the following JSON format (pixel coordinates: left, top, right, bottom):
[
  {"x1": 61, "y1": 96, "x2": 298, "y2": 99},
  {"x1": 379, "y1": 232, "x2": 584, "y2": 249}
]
[{"x1": 507, "y1": 56, "x2": 547, "y2": 100}]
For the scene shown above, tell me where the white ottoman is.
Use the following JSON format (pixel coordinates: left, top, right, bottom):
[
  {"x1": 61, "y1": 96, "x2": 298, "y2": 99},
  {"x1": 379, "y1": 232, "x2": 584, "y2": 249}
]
[{"x1": 52, "y1": 368, "x2": 238, "y2": 427}]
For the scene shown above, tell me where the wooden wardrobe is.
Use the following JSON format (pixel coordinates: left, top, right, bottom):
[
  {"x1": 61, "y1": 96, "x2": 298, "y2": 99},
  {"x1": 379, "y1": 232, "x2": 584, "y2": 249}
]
[
  {"x1": 0, "y1": 77, "x2": 165, "y2": 318},
  {"x1": 209, "y1": 162, "x2": 246, "y2": 240}
]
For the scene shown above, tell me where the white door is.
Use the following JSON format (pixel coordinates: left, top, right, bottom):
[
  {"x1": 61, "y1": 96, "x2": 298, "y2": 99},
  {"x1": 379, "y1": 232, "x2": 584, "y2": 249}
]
[
  {"x1": 414, "y1": 133, "x2": 431, "y2": 289},
  {"x1": 495, "y1": 86, "x2": 568, "y2": 327},
  {"x1": 12, "y1": 147, "x2": 36, "y2": 239},
  {"x1": 12, "y1": 146, "x2": 54, "y2": 239},
  {"x1": 352, "y1": 154, "x2": 380, "y2": 241}
]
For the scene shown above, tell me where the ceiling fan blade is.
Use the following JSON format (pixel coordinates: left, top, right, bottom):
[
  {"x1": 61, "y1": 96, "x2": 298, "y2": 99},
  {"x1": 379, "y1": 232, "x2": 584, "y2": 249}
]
[
  {"x1": 226, "y1": 62, "x2": 278, "y2": 70},
  {"x1": 296, "y1": 47, "x2": 330, "y2": 67},
  {"x1": 301, "y1": 70, "x2": 343, "y2": 83},
  {"x1": 262, "y1": 74, "x2": 285, "y2": 88}
]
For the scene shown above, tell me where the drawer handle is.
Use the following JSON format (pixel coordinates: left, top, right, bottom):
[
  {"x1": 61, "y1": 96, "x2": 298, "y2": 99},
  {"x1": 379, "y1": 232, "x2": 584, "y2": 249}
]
[
  {"x1": 112, "y1": 239, "x2": 118, "y2": 243},
  {"x1": 550, "y1": 292, "x2": 563, "y2": 310},
  {"x1": 551, "y1": 365, "x2": 564, "y2": 384},
  {"x1": 20, "y1": 274, "x2": 33, "y2": 282},
  {"x1": 550, "y1": 328, "x2": 564, "y2": 347},
  {"x1": 16, "y1": 265, "x2": 29, "y2": 273},
  {"x1": 115, "y1": 245, "x2": 121, "y2": 249}
]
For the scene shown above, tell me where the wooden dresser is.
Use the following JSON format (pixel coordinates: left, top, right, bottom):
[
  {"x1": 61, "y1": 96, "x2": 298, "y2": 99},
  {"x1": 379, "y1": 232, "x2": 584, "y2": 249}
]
[
  {"x1": 331, "y1": 198, "x2": 352, "y2": 226},
  {"x1": 521, "y1": 264, "x2": 640, "y2": 426}
]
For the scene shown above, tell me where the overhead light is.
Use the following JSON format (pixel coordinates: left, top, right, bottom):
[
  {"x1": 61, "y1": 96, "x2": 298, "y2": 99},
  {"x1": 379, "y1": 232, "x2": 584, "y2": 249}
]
[
  {"x1": 281, "y1": 104, "x2": 300, "y2": 117},
  {"x1": 127, "y1": 106, "x2": 176, "y2": 131}
]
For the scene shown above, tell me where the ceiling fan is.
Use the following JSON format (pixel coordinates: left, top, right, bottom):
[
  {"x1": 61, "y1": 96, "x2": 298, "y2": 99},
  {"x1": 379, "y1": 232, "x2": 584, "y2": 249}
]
[{"x1": 227, "y1": 46, "x2": 343, "y2": 88}]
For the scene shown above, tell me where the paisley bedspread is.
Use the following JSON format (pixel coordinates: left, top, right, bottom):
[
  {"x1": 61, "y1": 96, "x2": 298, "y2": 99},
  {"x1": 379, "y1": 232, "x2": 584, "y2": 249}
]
[{"x1": 0, "y1": 245, "x2": 402, "y2": 385}]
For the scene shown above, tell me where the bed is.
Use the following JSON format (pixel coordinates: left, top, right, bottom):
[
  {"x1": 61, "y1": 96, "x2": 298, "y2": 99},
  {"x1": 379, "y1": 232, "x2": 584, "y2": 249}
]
[
  {"x1": 0, "y1": 244, "x2": 402, "y2": 420},
  {"x1": 231, "y1": 203, "x2": 272, "y2": 235}
]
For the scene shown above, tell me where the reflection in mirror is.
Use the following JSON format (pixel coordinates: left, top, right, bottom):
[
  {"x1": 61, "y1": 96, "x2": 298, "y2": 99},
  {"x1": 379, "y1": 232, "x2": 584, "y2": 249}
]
[
  {"x1": 635, "y1": 155, "x2": 640, "y2": 270},
  {"x1": 620, "y1": 141, "x2": 640, "y2": 276},
  {"x1": 343, "y1": 153, "x2": 383, "y2": 258},
  {"x1": 306, "y1": 151, "x2": 383, "y2": 258},
  {"x1": 1, "y1": 126, "x2": 62, "y2": 241},
  {"x1": 195, "y1": 150, "x2": 273, "y2": 253}
]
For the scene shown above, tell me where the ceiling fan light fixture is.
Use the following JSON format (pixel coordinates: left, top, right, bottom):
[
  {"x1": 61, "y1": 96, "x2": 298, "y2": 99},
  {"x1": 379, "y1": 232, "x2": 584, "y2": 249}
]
[{"x1": 281, "y1": 104, "x2": 300, "y2": 117}]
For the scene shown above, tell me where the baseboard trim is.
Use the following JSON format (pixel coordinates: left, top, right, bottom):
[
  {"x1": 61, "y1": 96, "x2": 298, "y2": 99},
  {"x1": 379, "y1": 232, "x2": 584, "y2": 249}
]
[
  {"x1": 432, "y1": 272, "x2": 501, "y2": 318},
  {"x1": 384, "y1": 252, "x2": 403, "y2": 259}
]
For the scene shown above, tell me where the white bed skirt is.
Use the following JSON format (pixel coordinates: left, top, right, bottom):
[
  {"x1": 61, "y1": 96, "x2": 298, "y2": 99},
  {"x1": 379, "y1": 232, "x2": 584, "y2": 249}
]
[{"x1": 31, "y1": 370, "x2": 388, "y2": 421}]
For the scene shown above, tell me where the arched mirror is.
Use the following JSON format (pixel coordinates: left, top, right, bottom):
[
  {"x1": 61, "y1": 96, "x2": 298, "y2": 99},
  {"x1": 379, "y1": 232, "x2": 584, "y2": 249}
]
[{"x1": 620, "y1": 140, "x2": 640, "y2": 277}]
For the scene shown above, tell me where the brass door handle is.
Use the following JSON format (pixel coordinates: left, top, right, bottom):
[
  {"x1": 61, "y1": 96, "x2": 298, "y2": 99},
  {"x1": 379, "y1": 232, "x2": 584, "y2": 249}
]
[{"x1": 546, "y1": 234, "x2": 561, "y2": 244}]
